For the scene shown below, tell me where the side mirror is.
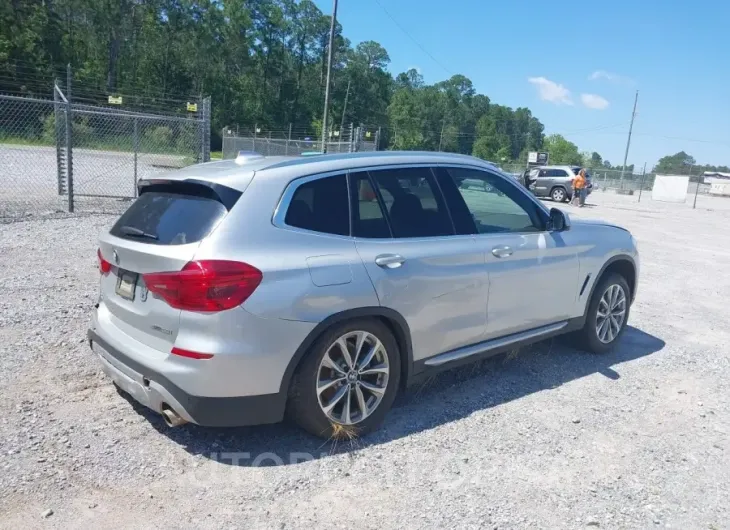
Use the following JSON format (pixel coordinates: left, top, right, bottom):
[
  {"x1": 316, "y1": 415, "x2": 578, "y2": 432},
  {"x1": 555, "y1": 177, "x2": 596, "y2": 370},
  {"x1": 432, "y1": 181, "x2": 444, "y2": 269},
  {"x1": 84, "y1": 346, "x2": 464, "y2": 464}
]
[{"x1": 548, "y1": 208, "x2": 571, "y2": 231}]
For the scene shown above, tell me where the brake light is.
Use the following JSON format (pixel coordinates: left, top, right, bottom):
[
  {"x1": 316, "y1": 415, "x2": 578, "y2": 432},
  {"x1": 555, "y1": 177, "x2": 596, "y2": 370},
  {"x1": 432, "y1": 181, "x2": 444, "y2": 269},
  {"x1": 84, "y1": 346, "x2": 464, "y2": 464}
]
[
  {"x1": 171, "y1": 347, "x2": 214, "y2": 360},
  {"x1": 142, "y1": 260, "x2": 262, "y2": 312},
  {"x1": 98, "y1": 248, "x2": 111, "y2": 275}
]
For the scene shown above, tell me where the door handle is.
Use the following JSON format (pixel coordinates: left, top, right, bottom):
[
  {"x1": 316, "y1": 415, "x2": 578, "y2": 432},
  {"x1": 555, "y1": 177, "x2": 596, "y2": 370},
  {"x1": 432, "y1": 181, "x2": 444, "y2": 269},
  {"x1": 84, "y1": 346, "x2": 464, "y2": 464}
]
[
  {"x1": 375, "y1": 254, "x2": 405, "y2": 268},
  {"x1": 491, "y1": 246, "x2": 513, "y2": 258}
]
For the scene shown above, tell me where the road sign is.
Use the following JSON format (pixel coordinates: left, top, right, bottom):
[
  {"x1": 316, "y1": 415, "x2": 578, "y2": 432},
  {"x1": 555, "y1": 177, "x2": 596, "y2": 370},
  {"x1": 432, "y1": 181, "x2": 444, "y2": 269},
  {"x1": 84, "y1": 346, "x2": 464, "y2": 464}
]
[
  {"x1": 108, "y1": 96, "x2": 123, "y2": 105},
  {"x1": 186, "y1": 102, "x2": 198, "y2": 112},
  {"x1": 528, "y1": 151, "x2": 549, "y2": 166}
]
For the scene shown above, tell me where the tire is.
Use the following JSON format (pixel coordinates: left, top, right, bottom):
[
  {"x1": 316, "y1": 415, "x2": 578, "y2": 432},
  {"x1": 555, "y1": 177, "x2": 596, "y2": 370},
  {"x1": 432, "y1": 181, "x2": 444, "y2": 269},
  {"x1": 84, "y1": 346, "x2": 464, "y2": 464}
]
[
  {"x1": 550, "y1": 187, "x2": 567, "y2": 202},
  {"x1": 575, "y1": 273, "x2": 631, "y2": 353},
  {"x1": 287, "y1": 318, "x2": 401, "y2": 439}
]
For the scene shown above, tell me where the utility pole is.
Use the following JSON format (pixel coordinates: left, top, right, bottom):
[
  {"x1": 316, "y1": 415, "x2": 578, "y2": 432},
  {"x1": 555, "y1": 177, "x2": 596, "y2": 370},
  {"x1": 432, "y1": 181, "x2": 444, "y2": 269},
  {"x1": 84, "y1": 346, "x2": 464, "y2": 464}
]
[
  {"x1": 339, "y1": 78, "x2": 351, "y2": 135},
  {"x1": 620, "y1": 90, "x2": 639, "y2": 185},
  {"x1": 438, "y1": 119, "x2": 446, "y2": 151},
  {"x1": 321, "y1": 0, "x2": 338, "y2": 153}
]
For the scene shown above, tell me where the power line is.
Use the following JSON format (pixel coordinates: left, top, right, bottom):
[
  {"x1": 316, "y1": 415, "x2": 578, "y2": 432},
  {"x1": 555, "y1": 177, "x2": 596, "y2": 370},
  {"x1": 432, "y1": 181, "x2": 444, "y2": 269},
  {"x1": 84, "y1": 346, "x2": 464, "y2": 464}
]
[{"x1": 371, "y1": 0, "x2": 453, "y2": 76}]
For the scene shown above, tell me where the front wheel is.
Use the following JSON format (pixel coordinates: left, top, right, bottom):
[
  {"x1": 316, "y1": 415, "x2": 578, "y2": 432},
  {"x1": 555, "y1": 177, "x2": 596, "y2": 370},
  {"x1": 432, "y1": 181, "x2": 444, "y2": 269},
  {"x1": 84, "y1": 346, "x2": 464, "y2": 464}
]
[
  {"x1": 575, "y1": 273, "x2": 631, "y2": 353},
  {"x1": 288, "y1": 319, "x2": 401, "y2": 438},
  {"x1": 551, "y1": 187, "x2": 567, "y2": 202}
]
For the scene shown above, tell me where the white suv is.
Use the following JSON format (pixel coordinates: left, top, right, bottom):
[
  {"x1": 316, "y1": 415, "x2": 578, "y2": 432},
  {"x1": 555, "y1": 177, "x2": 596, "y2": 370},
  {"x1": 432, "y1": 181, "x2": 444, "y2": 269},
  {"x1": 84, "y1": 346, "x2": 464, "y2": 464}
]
[{"x1": 89, "y1": 151, "x2": 638, "y2": 438}]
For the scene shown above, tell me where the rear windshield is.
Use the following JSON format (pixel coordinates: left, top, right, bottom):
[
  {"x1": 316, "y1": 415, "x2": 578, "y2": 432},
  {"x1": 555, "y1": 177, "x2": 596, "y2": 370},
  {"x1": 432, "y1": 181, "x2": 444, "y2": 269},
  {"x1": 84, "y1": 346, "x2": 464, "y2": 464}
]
[{"x1": 110, "y1": 192, "x2": 227, "y2": 245}]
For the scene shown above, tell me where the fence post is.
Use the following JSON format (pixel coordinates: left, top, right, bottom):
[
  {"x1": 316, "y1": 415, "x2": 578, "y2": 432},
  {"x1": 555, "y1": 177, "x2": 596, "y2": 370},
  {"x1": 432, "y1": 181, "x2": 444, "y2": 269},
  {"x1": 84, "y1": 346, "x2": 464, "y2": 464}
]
[
  {"x1": 286, "y1": 123, "x2": 292, "y2": 155},
  {"x1": 375, "y1": 126, "x2": 382, "y2": 151},
  {"x1": 203, "y1": 97, "x2": 211, "y2": 162},
  {"x1": 65, "y1": 64, "x2": 74, "y2": 213},
  {"x1": 638, "y1": 162, "x2": 646, "y2": 202},
  {"x1": 348, "y1": 123, "x2": 354, "y2": 153},
  {"x1": 196, "y1": 97, "x2": 205, "y2": 162},
  {"x1": 133, "y1": 117, "x2": 139, "y2": 197},
  {"x1": 692, "y1": 172, "x2": 701, "y2": 209},
  {"x1": 53, "y1": 82, "x2": 65, "y2": 196},
  {"x1": 253, "y1": 123, "x2": 257, "y2": 152}
]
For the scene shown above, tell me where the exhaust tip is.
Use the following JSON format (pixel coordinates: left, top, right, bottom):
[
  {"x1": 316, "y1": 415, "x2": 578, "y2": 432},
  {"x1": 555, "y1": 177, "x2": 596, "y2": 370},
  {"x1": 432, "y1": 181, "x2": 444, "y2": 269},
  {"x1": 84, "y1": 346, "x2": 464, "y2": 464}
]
[{"x1": 161, "y1": 405, "x2": 187, "y2": 428}]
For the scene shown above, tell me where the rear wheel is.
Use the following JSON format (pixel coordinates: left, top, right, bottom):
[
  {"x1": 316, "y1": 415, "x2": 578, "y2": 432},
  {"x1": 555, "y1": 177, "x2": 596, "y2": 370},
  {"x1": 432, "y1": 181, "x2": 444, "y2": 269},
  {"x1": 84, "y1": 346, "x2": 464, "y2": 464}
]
[
  {"x1": 575, "y1": 273, "x2": 631, "y2": 353},
  {"x1": 551, "y1": 187, "x2": 567, "y2": 202},
  {"x1": 288, "y1": 319, "x2": 400, "y2": 439}
]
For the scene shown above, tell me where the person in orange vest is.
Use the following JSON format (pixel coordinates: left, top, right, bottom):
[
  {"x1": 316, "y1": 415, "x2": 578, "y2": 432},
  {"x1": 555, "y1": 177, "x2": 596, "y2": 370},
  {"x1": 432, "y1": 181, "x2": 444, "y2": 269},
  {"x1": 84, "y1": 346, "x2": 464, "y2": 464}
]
[{"x1": 572, "y1": 168, "x2": 587, "y2": 207}]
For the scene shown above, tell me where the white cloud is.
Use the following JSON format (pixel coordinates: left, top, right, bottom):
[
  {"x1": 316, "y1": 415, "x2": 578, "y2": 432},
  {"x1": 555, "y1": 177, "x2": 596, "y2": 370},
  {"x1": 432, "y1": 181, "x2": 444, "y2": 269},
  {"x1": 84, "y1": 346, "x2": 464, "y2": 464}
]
[
  {"x1": 580, "y1": 93, "x2": 610, "y2": 110},
  {"x1": 589, "y1": 70, "x2": 635, "y2": 85},
  {"x1": 527, "y1": 77, "x2": 573, "y2": 105}
]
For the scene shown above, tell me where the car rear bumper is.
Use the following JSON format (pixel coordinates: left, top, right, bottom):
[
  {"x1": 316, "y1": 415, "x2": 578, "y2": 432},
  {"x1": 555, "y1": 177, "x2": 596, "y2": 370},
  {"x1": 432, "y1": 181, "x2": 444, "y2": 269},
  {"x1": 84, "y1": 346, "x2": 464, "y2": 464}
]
[{"x1": 88, "y1": 328, "x2": 287, "y2": 427}]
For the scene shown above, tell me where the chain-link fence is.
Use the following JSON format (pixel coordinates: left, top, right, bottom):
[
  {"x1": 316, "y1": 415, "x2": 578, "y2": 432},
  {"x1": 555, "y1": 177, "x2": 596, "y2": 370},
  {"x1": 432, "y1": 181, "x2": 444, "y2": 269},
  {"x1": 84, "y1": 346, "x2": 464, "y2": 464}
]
[
  {"x1": 588, "y1": 168, "x2": 714, "y2": 204},
  {"x1": 71, "y1": 101, "x2": 209, "y2": 205},
  {"x1": 222, "y1": 124, "x2": 379, "y2": 159},
  {"x1": 1, "y1": 70, "x2": 210, "y2": 222},
  {"x1": 0, "y1": 93, "x2": 67, "y2": 219},
  {"x1": 465, "y1": 162, "x2": 722, "y2": 207}
]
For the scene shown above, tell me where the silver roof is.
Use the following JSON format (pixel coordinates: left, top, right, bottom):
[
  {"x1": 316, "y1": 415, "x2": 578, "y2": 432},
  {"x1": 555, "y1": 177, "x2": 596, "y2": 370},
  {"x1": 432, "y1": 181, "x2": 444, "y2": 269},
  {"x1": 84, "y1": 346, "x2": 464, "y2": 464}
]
[{"x1": 154, "y1": 151, "x2": 501, "y2": 191}]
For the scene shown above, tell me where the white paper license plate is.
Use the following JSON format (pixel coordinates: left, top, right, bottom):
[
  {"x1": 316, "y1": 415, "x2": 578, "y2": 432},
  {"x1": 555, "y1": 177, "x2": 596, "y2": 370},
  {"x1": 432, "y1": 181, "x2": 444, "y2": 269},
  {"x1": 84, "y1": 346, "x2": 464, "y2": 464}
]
[{"x1": 115, "y1": 270, "x2": 138, "y2": 301}]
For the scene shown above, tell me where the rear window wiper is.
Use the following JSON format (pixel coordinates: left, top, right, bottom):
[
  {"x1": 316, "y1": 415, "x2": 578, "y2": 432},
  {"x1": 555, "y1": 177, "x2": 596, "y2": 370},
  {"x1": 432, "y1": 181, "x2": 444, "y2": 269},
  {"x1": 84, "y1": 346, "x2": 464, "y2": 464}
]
[{"x1": 118, "y1": 225, "x2": 159, "y2": 240}]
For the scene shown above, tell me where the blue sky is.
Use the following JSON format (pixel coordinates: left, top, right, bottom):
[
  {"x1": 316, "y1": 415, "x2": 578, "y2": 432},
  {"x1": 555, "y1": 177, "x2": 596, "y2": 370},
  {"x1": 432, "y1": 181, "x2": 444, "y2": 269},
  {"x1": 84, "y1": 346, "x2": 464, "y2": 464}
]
[{"x1": 314, "y1": 0, "x2": 730, "y2": 169}]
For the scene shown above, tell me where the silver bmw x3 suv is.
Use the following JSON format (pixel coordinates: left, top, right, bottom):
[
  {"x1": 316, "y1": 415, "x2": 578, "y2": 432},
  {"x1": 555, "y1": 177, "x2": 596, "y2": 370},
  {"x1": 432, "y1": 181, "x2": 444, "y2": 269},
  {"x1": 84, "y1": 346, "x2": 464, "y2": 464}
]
[{"x1": 88, "y1": 151, "x2": 639, "y2": 438}]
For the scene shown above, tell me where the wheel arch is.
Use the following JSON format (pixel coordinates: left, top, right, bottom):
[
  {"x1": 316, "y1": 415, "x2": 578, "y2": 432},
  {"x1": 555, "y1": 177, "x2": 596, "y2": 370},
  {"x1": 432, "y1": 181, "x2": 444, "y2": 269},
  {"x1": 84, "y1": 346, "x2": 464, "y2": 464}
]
[
  {"x1": 280, "y1": 307, "x2": 414, "y2": 397},
  {"x1": 586, "y1": 254, "x2": 638, "y2": 312}
]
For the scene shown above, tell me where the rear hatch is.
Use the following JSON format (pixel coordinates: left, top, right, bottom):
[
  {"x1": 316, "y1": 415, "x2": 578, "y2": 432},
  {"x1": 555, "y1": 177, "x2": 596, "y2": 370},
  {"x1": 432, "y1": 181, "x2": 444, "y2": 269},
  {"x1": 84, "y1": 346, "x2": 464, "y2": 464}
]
[{"x1": 98, "y1": 180, "x2": 240, "y2": 352}]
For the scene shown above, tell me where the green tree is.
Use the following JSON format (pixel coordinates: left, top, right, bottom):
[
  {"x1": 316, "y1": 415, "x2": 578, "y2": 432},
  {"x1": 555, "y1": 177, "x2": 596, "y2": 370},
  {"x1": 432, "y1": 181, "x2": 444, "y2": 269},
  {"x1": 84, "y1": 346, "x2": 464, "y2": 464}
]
[
  {"x1": 543, "y1": 134, "x2": 582, "y2": 165},
  {"x1": 394, "y1": 68, "x2": 424, "y2": 90},
  {"x1": 654, "y1": 151, "x2": 696, "y2": 174},
  {"x1": 1, "y1": 0, "x2": 559, "y2": 159},
  {"x1": 585, "y1": 151, "x2": 603, "y2": 168},
  {"x1": 654, "y1": 151, "x2": 729, "y2": 175}
]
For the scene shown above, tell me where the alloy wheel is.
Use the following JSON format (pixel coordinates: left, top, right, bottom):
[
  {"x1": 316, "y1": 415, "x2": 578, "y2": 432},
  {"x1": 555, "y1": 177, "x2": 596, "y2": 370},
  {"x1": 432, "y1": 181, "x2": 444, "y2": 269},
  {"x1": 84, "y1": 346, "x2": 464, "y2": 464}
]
[
  {"x1": 595, "y1": 284, "x2": 627, "y2": 344},
  {"x1": 316, "y1": 331, "x2": 390, "y2": 425}
]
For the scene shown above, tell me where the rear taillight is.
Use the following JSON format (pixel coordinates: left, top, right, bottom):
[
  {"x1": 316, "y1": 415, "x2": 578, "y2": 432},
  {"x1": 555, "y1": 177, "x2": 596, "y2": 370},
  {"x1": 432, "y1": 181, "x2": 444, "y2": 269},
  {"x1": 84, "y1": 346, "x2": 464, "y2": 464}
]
[
  {"x1": 98, "y1": 248, "x2": 111, "y2": 275},
  {"x1": 142, "y1": 260, "x2": 262, "y2": 312}
]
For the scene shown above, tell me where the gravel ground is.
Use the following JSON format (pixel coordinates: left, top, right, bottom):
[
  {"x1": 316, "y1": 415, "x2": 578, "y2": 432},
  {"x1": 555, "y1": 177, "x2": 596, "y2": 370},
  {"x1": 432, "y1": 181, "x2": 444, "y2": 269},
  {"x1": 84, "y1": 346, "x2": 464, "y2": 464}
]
[{"x1": 1, "y1": 192, "x2": 729, "y2": 529}]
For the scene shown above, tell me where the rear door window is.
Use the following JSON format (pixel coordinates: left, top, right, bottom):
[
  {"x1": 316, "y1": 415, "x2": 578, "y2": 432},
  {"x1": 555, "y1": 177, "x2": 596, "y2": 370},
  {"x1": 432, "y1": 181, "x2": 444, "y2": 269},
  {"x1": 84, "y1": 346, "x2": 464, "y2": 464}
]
[
  {"x1": 110, "y1": 192, "x2": 228, "y2": 245},
  {"x1": 367, "y1": 167, "x2": 454, "y2": 238},
  {"x1": 350, "y1": 172, "x2": 391, "y2": 238},
  {"x1": 284, "y1": 174, "x2": 350, "y2": 236}
]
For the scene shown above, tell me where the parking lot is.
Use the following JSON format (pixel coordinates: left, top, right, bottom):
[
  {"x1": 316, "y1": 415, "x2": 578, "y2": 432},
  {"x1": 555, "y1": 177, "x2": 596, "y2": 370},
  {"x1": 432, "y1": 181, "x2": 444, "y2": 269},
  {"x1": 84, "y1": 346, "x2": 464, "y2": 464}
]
[{"x1": 0, "y1": 191, "x2": 728, "y2": 529}]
